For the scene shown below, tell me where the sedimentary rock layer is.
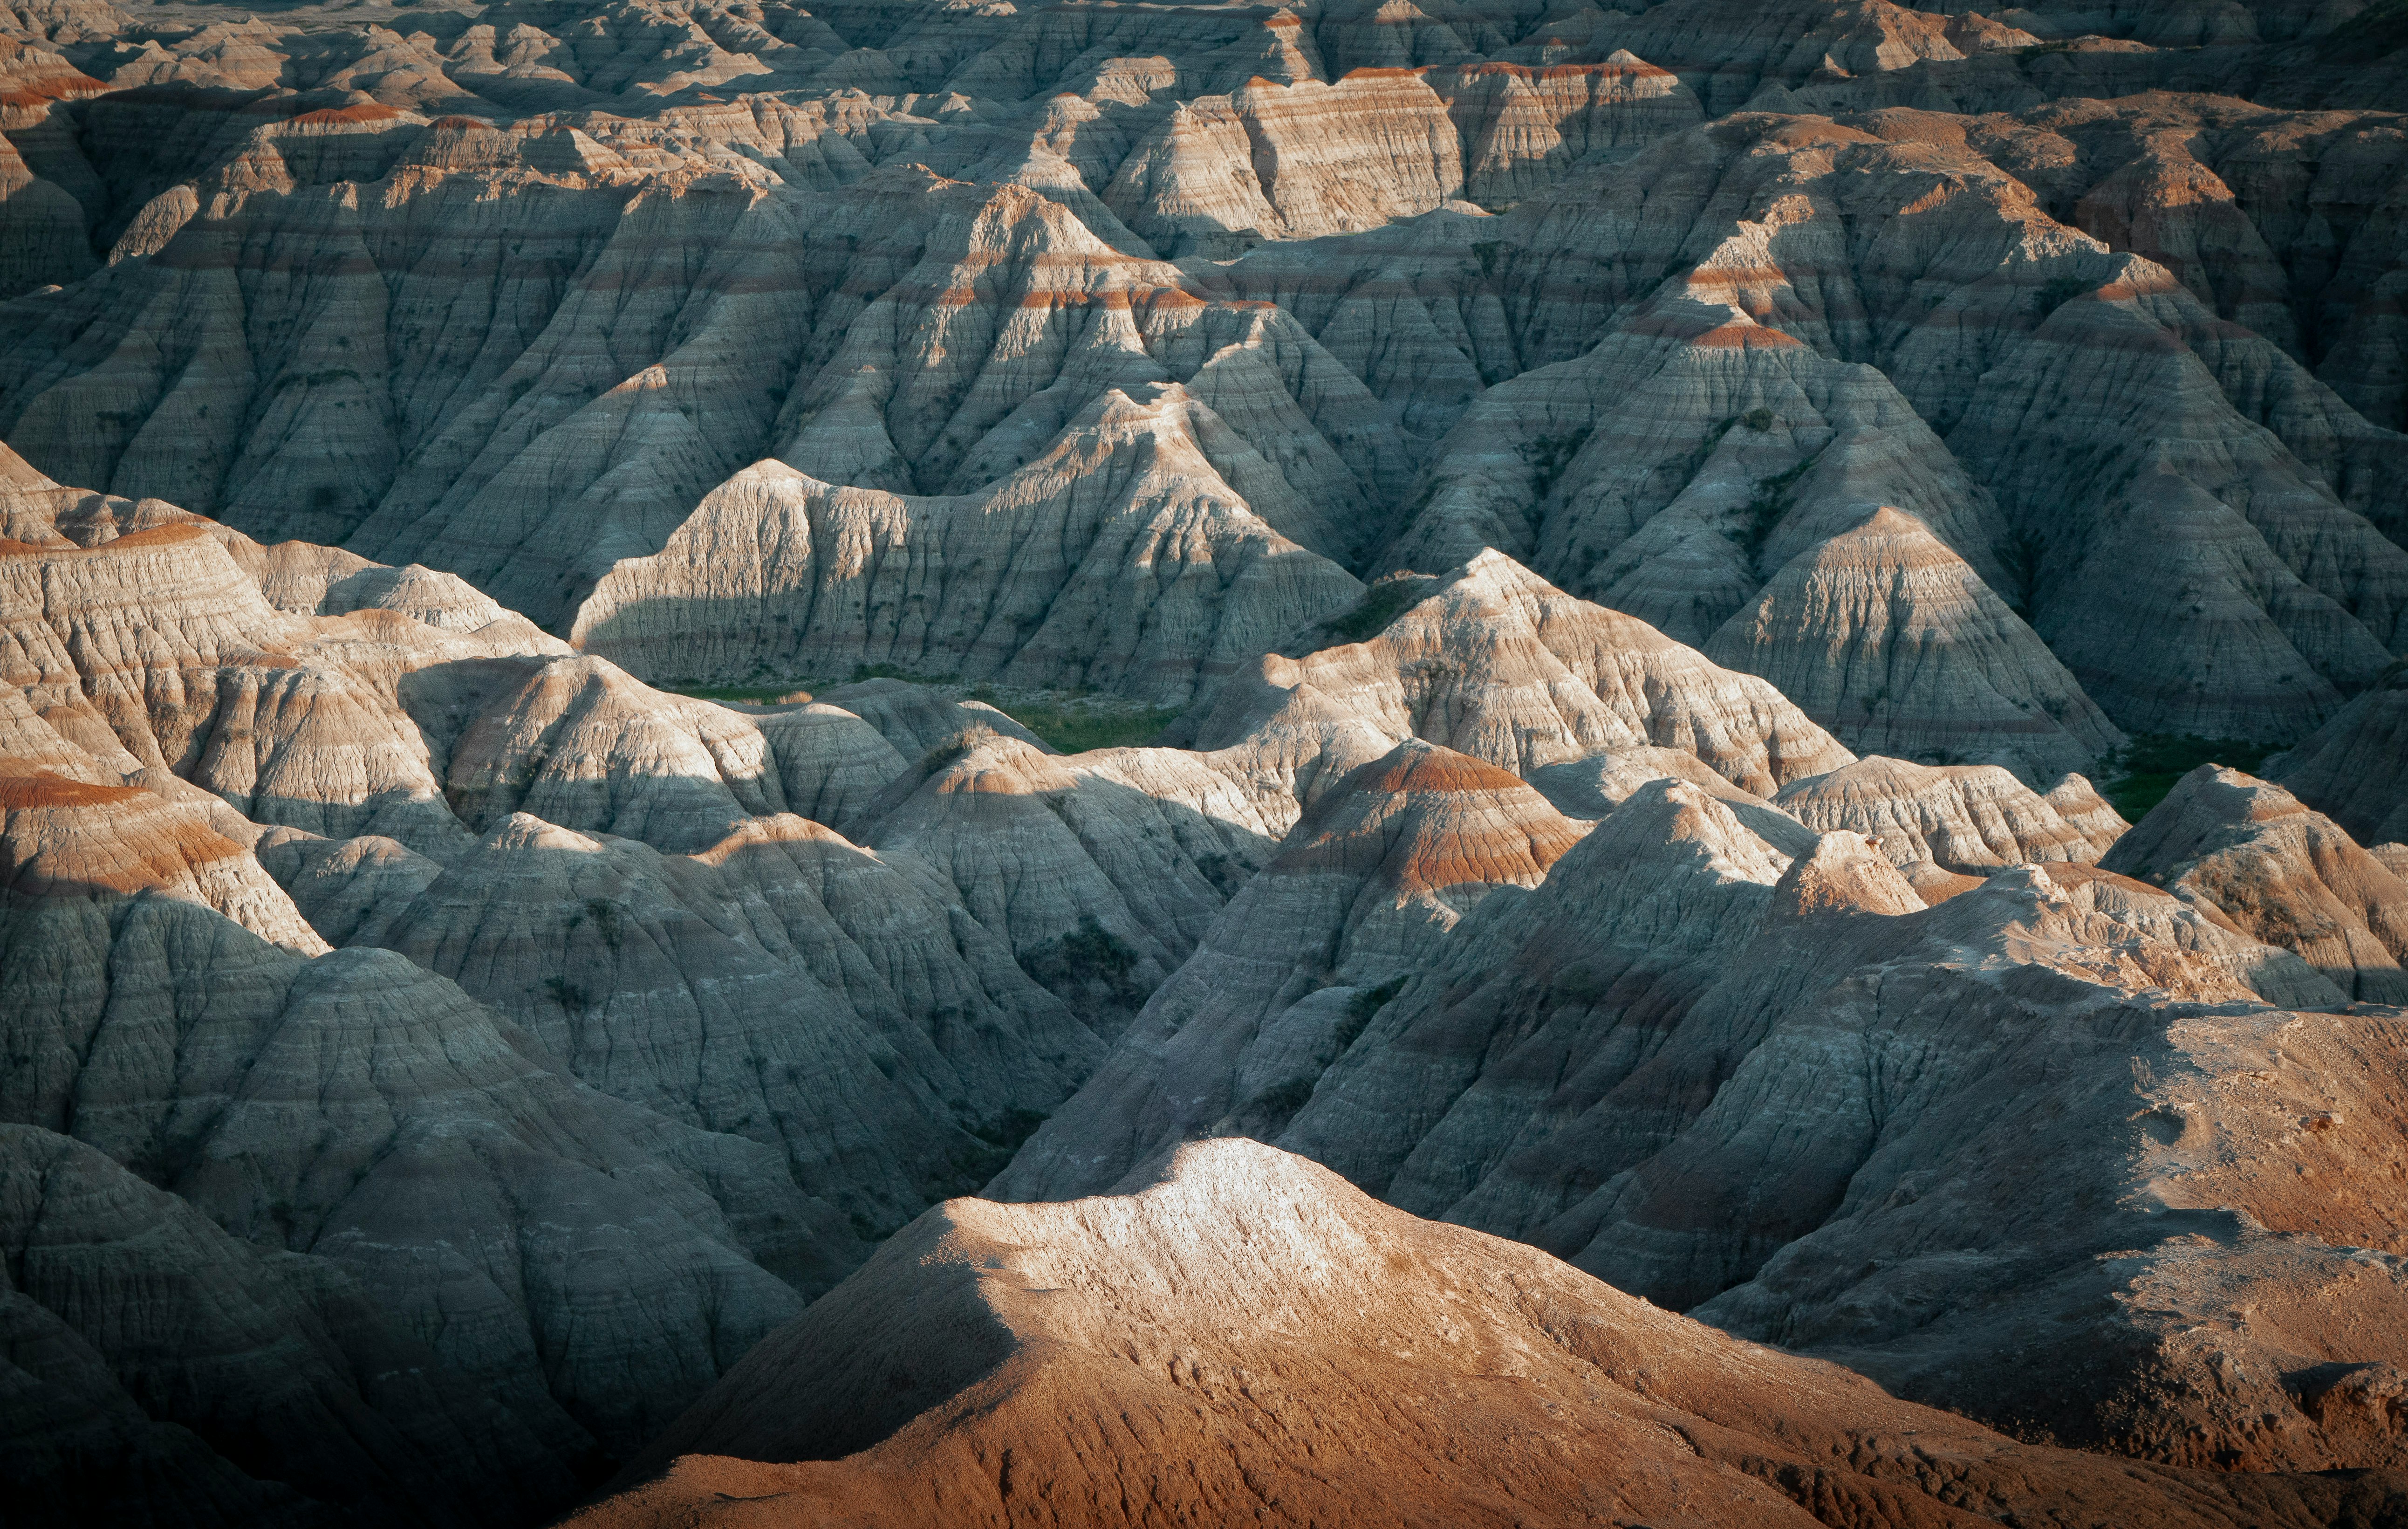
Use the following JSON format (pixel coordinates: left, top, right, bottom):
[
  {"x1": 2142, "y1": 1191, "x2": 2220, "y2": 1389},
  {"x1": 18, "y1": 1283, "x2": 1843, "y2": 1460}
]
[{"x1": 576, "y1": 1140, "x2": 2408, "y2": 1529}]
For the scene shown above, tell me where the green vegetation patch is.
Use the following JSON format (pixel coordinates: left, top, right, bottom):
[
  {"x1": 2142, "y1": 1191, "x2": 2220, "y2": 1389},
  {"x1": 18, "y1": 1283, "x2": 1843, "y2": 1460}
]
[
  {"x1": 1315, "y1": 575, "x2": 1435, "y2": 648},
  {"x1": 1731, "y1": 453, "x2": 1819, "y2": 569},
  {"x1": 1334, "y1": 975, "x2": 1406, "y2": 1054},
  {"x1": 849, "y1": 662, "x2": 958, "y2": 685},
  {"x1": 1021, "y1": 913, "x2": 1152, "y2": 1015},
  {"x1": 974, "y1": 693, "x2": 1183, "y2": 753},
  {"x1": 668, "y1": 683, "x2": 810, "y2": 703},
  {"x1": 2097, "y1": 733, "x2": 2276, "y2": 821}
]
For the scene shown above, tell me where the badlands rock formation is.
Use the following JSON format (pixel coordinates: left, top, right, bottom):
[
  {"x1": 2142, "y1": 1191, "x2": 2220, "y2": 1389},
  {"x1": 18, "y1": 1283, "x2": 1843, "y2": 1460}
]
[
  {"x1": 578, "y1": 1140, "x2": 2408, "y2": 1529},
  {"x1": 2102, "y1": 764, "x2": 2408, "y2": 1002},
  {"x1": 2, "y1": 0, "x2": 2400, "y2": 761},
  {"x1": 2269, "y1": 661, "x2": 2408, "y2": 849},
  {"x1": 6, "y1": 0, "x2": 2408, "y2": 1523},
  {"x1": 1771, "y1": 751, "x2": 2125, "y2": 898}
]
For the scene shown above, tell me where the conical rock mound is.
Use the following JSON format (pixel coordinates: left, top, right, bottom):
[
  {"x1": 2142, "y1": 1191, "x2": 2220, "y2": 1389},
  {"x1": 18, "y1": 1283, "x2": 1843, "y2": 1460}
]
[
  {"x1": 1708, "y1": 506, "x2": 2123, "y2": 782},
  {"x1": 2267, "y1": 663, "x2": 2408, "y2": 849},
  {"x1": 2101, "y1": 765, "x2": 2408, "y2": 1002},
  {"x1": 570, "y1": 384, "x2": 1363, "y2": 706},
  {"x1": 990, "y1": 738, "x2": 1582, "y2": 1201},
  {"x1": 1193, "y1": 548, "x2": 1854, "y2": 794},
  {"x1": 579, "y1": 1139, "x2": 2408, "y2": 1529},
  {"x1": 1773, "y1": 753, "x2": 2127, "y2": 902}
]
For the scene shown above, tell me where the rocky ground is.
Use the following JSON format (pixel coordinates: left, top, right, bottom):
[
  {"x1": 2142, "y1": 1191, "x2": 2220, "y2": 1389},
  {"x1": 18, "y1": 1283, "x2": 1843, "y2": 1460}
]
[{"x1": 3, "y1": 0, "x2": 2408, "y2": 1523}]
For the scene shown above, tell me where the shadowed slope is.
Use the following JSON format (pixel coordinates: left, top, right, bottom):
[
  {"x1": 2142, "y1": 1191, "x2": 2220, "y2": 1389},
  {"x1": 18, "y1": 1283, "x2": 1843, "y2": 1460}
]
[{"x1": 575, "y1": 1139, "x2": 2408, "y2": 1529}]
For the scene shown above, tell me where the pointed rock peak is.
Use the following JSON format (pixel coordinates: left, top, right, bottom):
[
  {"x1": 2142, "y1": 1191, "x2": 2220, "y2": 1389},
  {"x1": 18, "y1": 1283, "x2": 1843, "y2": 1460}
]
[
  {"x1": 605, "y1": 363, "x2": 674, "y2": 399},
  {"x1": 1457, "y1": 544, "x2": 1551, "y2": 593},
  {"x1": 1091, "y1": 382, "x2": 1193, "y2": 432},
  {"x1": 1776, "y1": 755, "x2": 2116, "y2": 872},
  {"x1": 2100, "y1": 765, "x2": 2408, "y2": 1001},
  {"x1": 694, "y1": 812, "x2": 854, "y2": 864},
  {"x1": 2113, "y1": 765, "x2": 2374, "y2": 881},
  {"x1": 959, "y1": 178, "x2": 1133, "y2": 264},
  {"x1": 1532, "y1": 744, "x2": 1765, "y2": 813},
  {"x1": 1740, "y1": 79, "x2": 1806, "y2": 113},
  {"x1": 1752, "y1": 502, "x2": 1985, "y2": 587},
  {"x1": 1721, "y1": 493, "x2": 2124, "y2": 791},
  {"x1": 1357, "y1": 738, "x2": 1529, "y2": 798},
  {"x1": 1280, "y1": 739, "x2": 1583, "y2": 896},
  {"x1": 1772, "y1": 829, "x2": 1926, "y2": 918},
  {"x1": 2043, "y1": 772, "x2": 2128, "y2": 848},
  {"x1": 2107, "y1": 765, "x2": 2306, "y2": 884},
  {"x1": 1410, "y1": 547, "x2": 1639, "y2": 638},
  {"x1": 479, "y1": 812, "x2": 606, "y2": 856},
  {"x1": 1851, "y1": 504, "x2": 1934, "y2": 539},
  {"x1": 1586, "y1": 775, "x2": 1798, "y2": 885},
  {"x1": 0, "y1": 440, "x2": 56, "y2": 491},
  {"x1": 917, "y1": 724, "x2": 1081, "y2": 798}
]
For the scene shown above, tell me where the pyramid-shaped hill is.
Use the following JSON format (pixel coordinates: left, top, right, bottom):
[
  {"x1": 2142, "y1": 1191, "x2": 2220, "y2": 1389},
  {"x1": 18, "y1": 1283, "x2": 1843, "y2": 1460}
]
[
  {"x1": 576, "y1": 1139, "x2": 2408, "y2": 1529},
  {"x1": 1709, "y1": 506, "x2": 2124, "y2": 782}
]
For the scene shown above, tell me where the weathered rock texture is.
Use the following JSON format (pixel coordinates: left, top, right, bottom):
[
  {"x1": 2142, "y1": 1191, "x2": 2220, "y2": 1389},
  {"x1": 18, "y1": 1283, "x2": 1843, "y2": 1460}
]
[
  {"x1": 574, "y1": 1139, "x2": 2408, "y2": 1529},
  {"x1": 7, "y1": 0, "x2": 2408, "y2": 1523},
  {"x1": 1772, "y1": 751, "x2": 2125, "y2": 898},
  {"x1": 5, "y1": 0, "x2": 2400, "y2": 765},
  {"x1": 2269, "y1": 661, "x2": 2408, "y2": 848},
  {"x1": 1190, "y1": 548, "x2": 1856, "y2": 793},
  {"x1": 2102, "y1": 764, "x2": 2408, "y2": 1002},
  {"x1": 0, "y1": 454, "x2": 1119, "y2": 1522},
  {"x1": 1005, "y1": 765, "x2": 2408, "y2": 1468}
]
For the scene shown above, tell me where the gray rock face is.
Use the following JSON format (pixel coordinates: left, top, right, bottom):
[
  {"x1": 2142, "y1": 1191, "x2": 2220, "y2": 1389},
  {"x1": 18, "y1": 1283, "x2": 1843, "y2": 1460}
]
[
  {"x1": 1005, "y1": 760, "x2": 2408, "y2": 1472},
  {"x1": 0, "y1": 458, "x2": 1121, "y2": 1520},
  {"x1": 0, "y1": 1123, "x2": 569, "y2": 1529},
  {"x1": 991, "y1": 738, "x2": 1585, "y2": 1199},
  {"x1": 2101, "y1": 764, "x2": 2408, "y2": 1003},
  {"x1": 6, "y1": 0, "x2": 2408, "y2": 1522},
  {"x1": 2268, "y1": 662, "x2": 2408, "y2": 849},
  {"x1": 571, "y1": 386, "x2": 1367, "y2": 706}
]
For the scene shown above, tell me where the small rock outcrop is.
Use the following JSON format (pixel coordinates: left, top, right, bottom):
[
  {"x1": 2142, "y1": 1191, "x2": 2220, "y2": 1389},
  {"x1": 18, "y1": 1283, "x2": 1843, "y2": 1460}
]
[
  {"x1": 2268, "y1": 663, "x2": 2408, "y2": 849},
  {"x1": 1773, "y1": 752, "x2": 2127, "y2": 901},
  {"x1": 2102, "y1": 765, "x2": 2408, "y2": 1002}
]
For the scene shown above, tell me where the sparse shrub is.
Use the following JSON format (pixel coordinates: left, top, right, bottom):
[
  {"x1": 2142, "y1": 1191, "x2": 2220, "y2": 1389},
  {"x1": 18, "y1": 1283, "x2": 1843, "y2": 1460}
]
[
  {"x1": 584, "y1": 897, "x2": 624, "y2": 949},
  {"x1": 917, "y1": 728, "x2": 984, "y2": 779},
  {"x1": 1521, "y1": 431, "x2": 1587, "y2": 498},
  {"x1": 1731, "y1": 454, "x2": 1819, "y2": 569},
  {"x1": 2036, "y1": 275, "x2": 2087, "y2": 317},
  {"x1": 1023, "y1": 915, "x2": 1149, "y2": 1019},
  {"x1": 980, "y1": 700, "x2": 1182, "y2": 753},
  {"x1": 1318, "y1": 576, "x2": 1431, "y2": 647},
  {"x1": 1334, "y1": 976, "x2": 1407, "y2": 1053}
]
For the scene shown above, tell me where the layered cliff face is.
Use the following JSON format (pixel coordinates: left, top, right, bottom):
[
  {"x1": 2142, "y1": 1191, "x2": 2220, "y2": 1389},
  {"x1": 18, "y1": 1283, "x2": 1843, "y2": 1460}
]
[
  {"x1": 9, "y1": 0, "x2": 2408, "y2": 1525},
  {"x1": 2102, "y1": 763, "x2": 2408, "y2": 1002}
]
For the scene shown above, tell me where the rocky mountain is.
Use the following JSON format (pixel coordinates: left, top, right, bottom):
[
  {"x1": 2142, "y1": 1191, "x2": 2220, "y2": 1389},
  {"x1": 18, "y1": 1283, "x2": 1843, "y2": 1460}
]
[
  {"x1": 577, "y1": 1140, "x2": 2408, "y2": 1529},
  {"x1": 5, "y1": 0, "x2": 2408, "y2": 1522}
]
